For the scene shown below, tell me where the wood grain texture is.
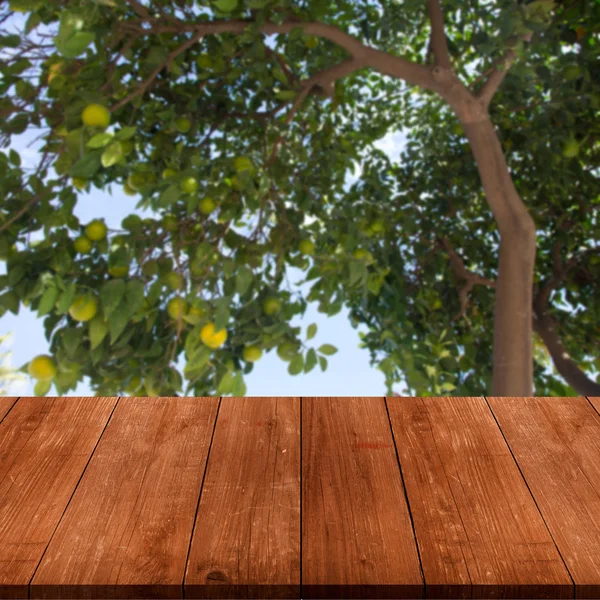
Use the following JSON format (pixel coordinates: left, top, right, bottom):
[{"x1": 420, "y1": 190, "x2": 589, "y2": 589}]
[
  {"x1": 0, "y1": 397, "x2": 17, "y2": 422},
  {"x1": 302, "y1": 397, "x2": 423, "y2": 599},
  {"x1": 185, "y1": 397, "x2": 300, "y2": 599},
  {"x1": 0, "y1": 397, "x2": 118, "y2": 600},
  {"x1": 30, "y1": 397, "x2": 219, "y2": 600},
  {"x1": 588, "y1": 397, "x2": 600, "y2": 414},
  {"x1": 387, "y1": 396, "x2": 572, "y2": 599},
  {"x1": 488, "y1": 396, "x2": 600, "y2": 599}
]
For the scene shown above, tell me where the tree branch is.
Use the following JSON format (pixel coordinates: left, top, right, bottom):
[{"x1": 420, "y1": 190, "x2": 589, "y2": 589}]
[
  {"x1": 475, "y1": 31, "x2": 533, "y2": 109},
  {"x1": 437, "y1": 236, "x2": 496, "y2": 322},
  {"x1": 426, "y1": 0, "x2": 452, "y2": 69}
]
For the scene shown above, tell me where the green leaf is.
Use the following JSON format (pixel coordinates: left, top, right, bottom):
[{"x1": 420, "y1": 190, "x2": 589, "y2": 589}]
[
  {"x1": 115, "y1": 126, "x2": 137, "y2": 140},
  {"x1": 304, "y1": 348, "x2": 317, "y2": 373},
  {"x1": 108, "y1": 301, "x2": 129, "y2": 345},
  {"x1": 231, "y1": 370, "x2": 247, "y2": 396},
  {"x1": 86, "y1": 133, "x2": 113, "y2": 149},
  {"x1": 235, "y1": 265, "x2": 253, "y2": 296},
  {"x1": 0, "y1": 291, "x2": 19, "y2": 314},
  {"x1": 89, "y1": 315, "x2": 108, "y2": 350},
  {"x1": 306, "y1": 322, "x2": 317, "y2": 340},
  {"x1": 8, "y1": 149, "x2": 21, "y2": 166},
  {"x1": 38, "y1": 285, "x2": 60, "y2": 316},
  {"x1": 69, "y1": 150, "x2": 102, "y2": 178},
  {"x1": 158, "y1": 184, "x2": 179, "y2": 208},
  {"x1": 288, "y1": 354, "x2": 304, "y2": 375},
  {"x1": 101, "y1": 141, "x2": 123, "y2": 168},
  {"x1": 440, "y1": 382, "x2": 456, "y2": 392},
  {"x1": 216, "y1": 370, "x2": 235, "y2": 394},
  {"x1": 213, "y1": 0, "x2": 237, "y2": 12},
  {"x1": 0, "y1": 35, "x2": 21, "y2": 48},
  {"x1": 62, "y1": 327, "x2": 82, "y2": 358},
  {"x1": 274, "y1": 90, "x2": 297, "y2": 101},
  {"x1": 318, "y1": 343, "x2": 338, "y2": 356},
  {"x1": 425, "y1": 364, "x2": 437, "y2": 377},
  {"x1": 100, "y1": 279, "x2": 126, "y2": 318},
  {"x1": 318, "y1": 355, "x2": 328, "y2": 372},
  {"x1": 34, "y1": 380, "x2": 52, "y2": 396},
  {"x1": 55, "y1": 31, "x2": 95, "y2": 58},
  {"x1": 124, "y1": 280, "x2": 145, "y2": 317}
]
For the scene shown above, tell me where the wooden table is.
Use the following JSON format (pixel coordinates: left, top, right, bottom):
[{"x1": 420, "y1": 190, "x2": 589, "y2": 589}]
[{"x1": 1, "y1": 396, "x2": 599, "y2": 599}]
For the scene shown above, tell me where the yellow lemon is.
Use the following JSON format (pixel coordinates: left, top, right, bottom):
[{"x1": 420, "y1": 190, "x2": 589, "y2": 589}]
[
  {"x1": 298, "y1": 239, "x2": 315, "y2": 255},
  {"x1": 263, "y1": 297, "x2": 281, "y2": 316},
  {"x1": 74, "y1": 235, "x2": 93, "y2": 254},
  {"x1": 167, "y1": 297, "x2": 188, "y2": 320},
  {"x1": 108, "y1": 265, "x2": 128, "y2": 278},
  {"x1": 199, "y1": 197, "x2": 216, "y2": 215},
  {"x1": 200, "y1": 323, "x2": 227, "y2": 349},
  {"x1": 242, "y1": 345, "x2": 262, "y2": 362},
  {"x1": 162, "y1": 168, "x2": 178, "y2": 179},
  {"x1": 81, "y1": 103, "x2": 110, "y2": 129},
  {"x1": 85, "y1": 219, "x2": 107, "y2": 241},
  {"x1": 180, "y1": 176, "x2": 198, "y2": 194},
  {"x1": 72, "y1": 177, "x2": 87, "y2": 191},
  {"x1": 69, "y1": 295, "x2": 98, "y2": 322},
  {"x1": 28, "y1": 355, "x2": 57, "y2": 381}
]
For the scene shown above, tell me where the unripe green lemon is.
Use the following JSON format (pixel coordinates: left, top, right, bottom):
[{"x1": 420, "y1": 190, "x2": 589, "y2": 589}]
[
  {"x1": 353, "y1": 248, "x2": 372, "y2": 261},
  {"x1": 127, "y1": 172, "x2": 147, "y2": 191},
  {"x1": 200, "y1": 322, "x2": 227, "y2": 349},
  {"x1": 175, "y1": 117, "x2": 191, "y2": 133},
  {"x1": 263, "y1": 297, "x2": 281, "y2": 316},
  {"x1": 125, "y1": 375, "x2": 142, "y2": 393},
  {"x1": 197, "y1": 54, "x2": 212, "y2": 69},
  {"x1": 28, "y1": 355, "x2": 57, "y2": 381},
  {"x1": 108, "y1": 265, "x2": 128, "y2": 278},
  {"x1": 69, "y1": 295, "x2": 98, "y2": 322},
  {"x1": 85, "y1": 219, "x2": 107, "y2": 241},
  {"x1": 199, "y1": 197, "x2": 216, "y2": 215},
  {"x1": 121, "y1": 214, "x2": 142, "y2": 231},
  {"x1": 234, "y1": 156, "x2": 254, "y2": 173},
  {"x1": 243, "y1": 345, "x2": 262, "y2": 362},
  {"x1": 562, "y1": 64, "x2": 582, "y2": 81},
  {"x1": 74, "y1": 235, "x2": 93, "y2": 254},
  {"x1": 188, "y1": 305, "x2": 206, "y2": 320},
  {"x1": 276, "y1": 341, "x2": 298, "y2": 362},
  {"x1": 298, "y1": 239, "x2": 315, "y2": 255},
  {"x1": 81, "y1": 104, "x2": 110, "y2": 129},
  {"x1": 167, "y1": 297, "x2": 188, "y2": 320},
  {"x1": 180, "y1": 177, "x2": 198, "y2": 194},
  {"x1": 165, "y1": 271, "x2": 184, "y2": 290},
  {"x1": 72, "y1": 177, "x2": 87, "y2": 191},
  {"x1": 162, "y1": 168, "x2": 178, "y2": 179},
  {"x1": 370, "y1": 219, "x2": 385, "y2": 234},
  {"x1": 162, "y1": 215, "x2": 178, "y2": 232},
  {"x1": 562, "y1": 139, "x2": 580, "y2": 158},
  {"x1": 142, "y1": 259, "x2": 159, "y2": 277},
  {"x1": 304, "y1": 36, "x2": 319, "y2": 49},
  {"x1": 123, "y1": 182, "x2": 137, "y2": 196}
]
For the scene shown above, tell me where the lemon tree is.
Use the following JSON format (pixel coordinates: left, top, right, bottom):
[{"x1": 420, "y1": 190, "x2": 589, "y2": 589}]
[{"x1": 2, "y1": 0, "x2": 599, "y2": 399}]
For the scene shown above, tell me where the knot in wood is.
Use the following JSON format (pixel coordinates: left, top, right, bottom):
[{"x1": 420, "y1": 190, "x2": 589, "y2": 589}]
[{"x1": 206, "y1": 570, "x2": 229, "y2": 583}]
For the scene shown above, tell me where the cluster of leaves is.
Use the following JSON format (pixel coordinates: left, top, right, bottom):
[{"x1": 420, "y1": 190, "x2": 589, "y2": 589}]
[{"x1": 0, "y1": 0, "x2": 598, "y2": 397}]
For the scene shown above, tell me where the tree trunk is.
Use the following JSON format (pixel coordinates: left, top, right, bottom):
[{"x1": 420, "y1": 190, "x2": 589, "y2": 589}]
[{"x1": 437, "y1": 71, "x2": 537, "y2": 396}]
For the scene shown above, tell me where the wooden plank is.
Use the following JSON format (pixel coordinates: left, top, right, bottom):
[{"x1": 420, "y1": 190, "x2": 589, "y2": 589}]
[
  {"x1": 0, "y1": 397, "x2": 18, "y2": 422},
  {"x1": 588, "y1": 397, "x2": 600, "y2": 414},
  {"x1": 31, "y1": 397, "x2": 219, "y2": 600},
  {"x1": 185, "y1": 397, "x2": 300, "y2": 599},
  {"x1": 488, "y1": 396, "x2": 600, "y2": 599},
  {"x1": 387, "y1": 396, "x2": 572, "y2": 599},
  {"x1": 302, "y1": 397, "x2": 423, "y2": 599},
  {"x1": 0, "y1": 397, "x2": 118, "y2": 600}
]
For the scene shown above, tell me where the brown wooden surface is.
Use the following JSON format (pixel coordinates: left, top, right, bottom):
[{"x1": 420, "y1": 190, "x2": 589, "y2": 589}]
[
  {"x1": 302, "y1": 397, "x2": 423, "y2": 599},
  {"x1": 0, "y1": 396, "x2": 599, "y2": 599},
  {"x1": 30, "y1": 397, "x2": 219, "y2": 599},
  {"x1": 488, "y1": 397, "x2": 600, "y2": 599},
  {"x1": 185, "y1": 397, "x2": 300, "y2": 599},
  {"x1": 0, "y1": 397, "x2": 17, "y2": 422},
  {"x1": 0, "y1": 397, "x2": 118, "y2": 600},
  {"x1": 387, "y1": 396, "x2": 573, "y2": 599}
]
